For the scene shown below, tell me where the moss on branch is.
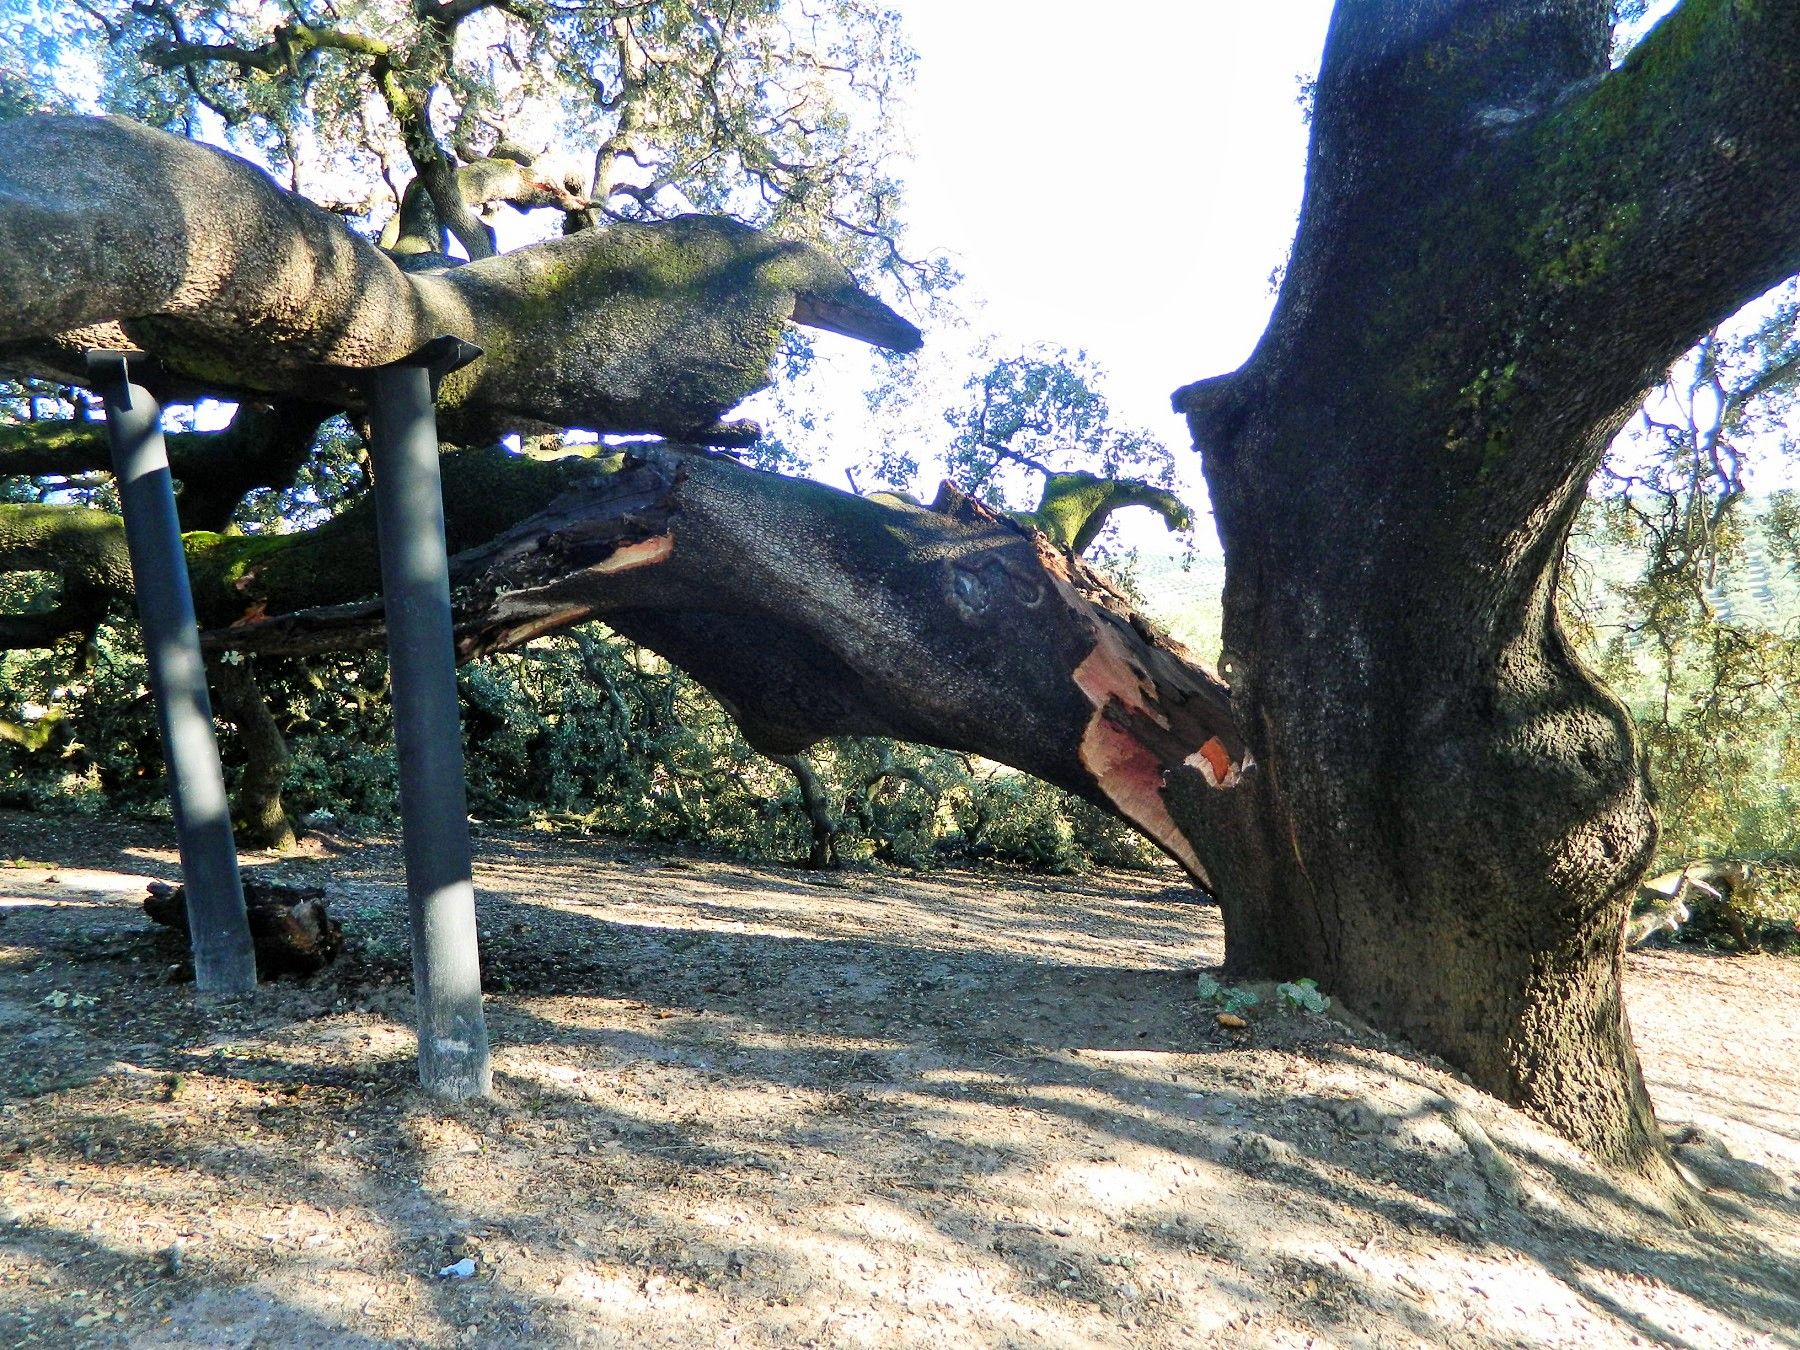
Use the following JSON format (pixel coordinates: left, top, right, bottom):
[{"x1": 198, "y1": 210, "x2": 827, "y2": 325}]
[
  {"x1": 1514, "y1": 0, "x2": 1800, "y2": 361},
  {"x1": 0, "y1": 117, "x2": 920, "y2": 444},
  {"x1": 0, "y1": 445, "x2": 595, "y2": 650},
  {"x1": 0, "y1": 502, "x2": 134, "y2": 650},
  {"x1": 0, "y1": 403, "x2": 330, "y2": 532},
  {"x1": 0, "y1": 420, "x2": 109, "y2": 478},
  {"x1": 0, "y1": 503, "x2": 135, "y2": 591},
  {"x1": 144, "y1": 23, "x2": 391, "y2": 76},
  {"x1": 184, "y1": 445, "x2": 595, "y2": 625},
  {"x1": 1012, "y1": 472, "x2": 1192, "y2": 556}
]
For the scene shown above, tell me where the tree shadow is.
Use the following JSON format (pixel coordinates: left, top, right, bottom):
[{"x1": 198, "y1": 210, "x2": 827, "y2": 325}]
[{"x1": 2, "y1": 823, "x2": 1797, "y2": 1346}]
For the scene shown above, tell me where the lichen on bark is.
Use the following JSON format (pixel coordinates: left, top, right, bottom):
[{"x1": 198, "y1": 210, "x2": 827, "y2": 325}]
[{"x1": 0, "y1": 116, "x2": 920, "y2": 443}]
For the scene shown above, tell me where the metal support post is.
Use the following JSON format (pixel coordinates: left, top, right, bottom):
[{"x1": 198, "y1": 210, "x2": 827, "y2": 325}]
[
  {"x1": 363, "y1": 336, "x2": 492, "y2": 1101},
  {"x1": 86, "y1": 350, "x2": 257, "y2": 996}
]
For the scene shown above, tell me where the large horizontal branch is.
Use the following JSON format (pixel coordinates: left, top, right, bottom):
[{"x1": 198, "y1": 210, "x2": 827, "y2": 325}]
[
  {"x1": 2, "y1": 444, "x2": 1244, "y2": 876},
  {"x1": 0, "y1": 419, "x2": 106, "y2": 479},
  {"x1": 204, "y1": 445, "x2": 1249, "y2": 883},
  {"x1": 0, "y1": 117, "x2": 920, "y2": 446},
  {"x1": 0, "y1": 443, "x2": 596, "y2": 653},
  {"x1": 0, "y1": 586, "x2": 110, "y2": 650},
  {"x1": 190, "y1": 445, "x2": 599, "y2": 626},
  {"x1": 0, "y1": 403, "x2": 329, "y2": 531},
  {"x1": 144, "y1": 24, "x2": 391, "y2": 75},
  {"x1": 0, "y1": 503, "x2": 135, "y2": 592},
  {"x1": 0, "y1": 502, "x2": 135, "y2": 650}
]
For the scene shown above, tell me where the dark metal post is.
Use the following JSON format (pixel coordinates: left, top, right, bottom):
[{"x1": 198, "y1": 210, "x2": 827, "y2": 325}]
[
  {"x1": 363, "y1": 337, "x2": 492, "y2": 1101},
  {"x1": 86, "y1": 351, "x2": 256, "y2": 996}
]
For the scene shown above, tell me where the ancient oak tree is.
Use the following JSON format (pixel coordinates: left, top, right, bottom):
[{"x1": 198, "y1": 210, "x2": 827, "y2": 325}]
[{"x1": 1, "y1": 0, "x2": 1797, "y2": 1177}]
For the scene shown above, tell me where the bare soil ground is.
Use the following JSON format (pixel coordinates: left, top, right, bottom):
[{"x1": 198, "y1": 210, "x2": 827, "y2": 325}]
[{"x1": 0, "y1": 808, "x2": 1796, "y2": 1349}]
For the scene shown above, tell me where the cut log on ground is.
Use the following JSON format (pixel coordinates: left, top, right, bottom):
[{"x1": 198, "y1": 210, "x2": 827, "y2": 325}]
[{"x1": 145, "y1": 879, "x2": 344, "y2": 977}]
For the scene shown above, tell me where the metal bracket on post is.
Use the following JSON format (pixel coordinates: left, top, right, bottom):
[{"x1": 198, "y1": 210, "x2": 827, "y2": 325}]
[
  {"x1": 362, "y1": 335, "x2": 492, "y2": 1101},
  {"x1": 86, "y1": 350, "x2": 257, "y2": 996}
]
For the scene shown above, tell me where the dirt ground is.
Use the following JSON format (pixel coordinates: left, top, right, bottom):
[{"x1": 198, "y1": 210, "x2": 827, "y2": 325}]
[{"x1": 0, "y1": 809, "x2": 1796, "y2": 1349}]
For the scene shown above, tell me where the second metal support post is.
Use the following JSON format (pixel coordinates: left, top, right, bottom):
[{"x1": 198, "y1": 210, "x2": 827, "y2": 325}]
[
  {"x1": 364, "y1": 338, "x2": 492, "y2": 1101},
  {"x1": 88, "y1": 351, "x2": 257, "y2": 997}
]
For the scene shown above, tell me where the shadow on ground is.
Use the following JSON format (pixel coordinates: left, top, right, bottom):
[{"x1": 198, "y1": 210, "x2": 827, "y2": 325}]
[{"x1": 1, "y1": 813, "x2": 1797, "y2": 1348}]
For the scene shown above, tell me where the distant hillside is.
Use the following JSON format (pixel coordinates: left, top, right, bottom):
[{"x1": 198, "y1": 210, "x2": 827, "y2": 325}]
[
  {"x1": 1114, "y1": 524, "x2": 1800, "y2": 674},
  {"x1": 1105, "y1": 551, "x2": 1225, "y2": 661},
  {"x1": 1567, "y1": 513, "x2": 1800, "y2": 641}
]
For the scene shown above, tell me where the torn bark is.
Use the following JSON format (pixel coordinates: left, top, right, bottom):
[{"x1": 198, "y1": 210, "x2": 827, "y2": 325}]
[{"x1": 202, "y1": 445, "x2": 1247, "y2": 884}]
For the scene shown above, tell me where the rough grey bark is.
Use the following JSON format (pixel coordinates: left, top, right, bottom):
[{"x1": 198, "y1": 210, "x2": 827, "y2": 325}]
[
  {"x1": 0, "y1": 117, "x2": 919, "y2": 444},
  {"x1": 1168, "y1": 0, "x2": 1800, "y2": 1170},
  {"x1": 207, "y1": 656, "x2": 297, "y2": 852}
]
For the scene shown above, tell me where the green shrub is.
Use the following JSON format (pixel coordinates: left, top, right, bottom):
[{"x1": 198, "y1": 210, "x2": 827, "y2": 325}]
[{"x1": 2, "y1": 612, "x2": 1175, "y2": 876}]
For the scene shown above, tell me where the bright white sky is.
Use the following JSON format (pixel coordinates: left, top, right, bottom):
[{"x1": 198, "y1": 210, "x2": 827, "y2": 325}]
[
  {"x1": 898, "y1": 2, "x2": 1331, "y2": 416},
  {"x1": 165, "y1": 3, "x2": 1334, "y2": 555},
  {"x1": 756, "y1": 2, "x2": 1338, "y2": 552},
  {"x1": 777, "y1": 0, "x2": 1768, "y2": 552}
]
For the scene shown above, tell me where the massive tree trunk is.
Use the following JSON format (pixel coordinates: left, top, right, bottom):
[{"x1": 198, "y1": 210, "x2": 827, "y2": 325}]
[{"x1": 1169, "y1": 0, "x2": 1800, "y2": 1169}]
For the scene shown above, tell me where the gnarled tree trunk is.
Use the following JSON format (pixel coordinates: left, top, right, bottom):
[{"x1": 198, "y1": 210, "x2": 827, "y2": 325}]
[
  {"x1": 1169, "y1": 0, "x2": 1800, "y2": 1169},
  {"x1": 207, "y1": 655, "x2": 297, "y2": 852}
]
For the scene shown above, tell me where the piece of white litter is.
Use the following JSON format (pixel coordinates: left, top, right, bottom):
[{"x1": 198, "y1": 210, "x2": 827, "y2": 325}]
[{"x1": 437, "y1": 1258, "x2": 477, "y2": 1280}]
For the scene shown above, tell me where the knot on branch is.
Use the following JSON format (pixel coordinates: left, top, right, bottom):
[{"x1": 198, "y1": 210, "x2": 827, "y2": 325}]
[
  {"x1": 1172, "y1": 373, "x2": 1249, "y2": 457},
  {"x1": 944, "y1": 555, "x2": 1047, "y2": 624}
]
